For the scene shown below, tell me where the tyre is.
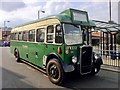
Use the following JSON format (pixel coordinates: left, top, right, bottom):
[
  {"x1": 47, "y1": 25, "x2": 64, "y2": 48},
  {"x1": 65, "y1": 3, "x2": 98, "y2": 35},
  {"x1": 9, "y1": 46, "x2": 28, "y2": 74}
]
[
  {"x1": 90, "y1": 66, "x2": 100, "y2": 75},
  {"x1": 46, "y1": 59, "x2": 64, "y2": 85},
  {"x1": 14, "y1": 49, "x2": 21, "y2": 62}
]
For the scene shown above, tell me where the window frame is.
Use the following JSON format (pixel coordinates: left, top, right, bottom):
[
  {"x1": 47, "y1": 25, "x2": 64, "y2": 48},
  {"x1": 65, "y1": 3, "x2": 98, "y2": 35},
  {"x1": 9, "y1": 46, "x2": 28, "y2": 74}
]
[
  {"x1": 28, "y1": 30, "x2": 35, "y2": 42},
  {"x1": 22, "y1": 31, "x2": 28, "y2": 41},
  {"x1": 36, "y1": 28, "x2": 45, "y2": 43},
  {"x1": 46, "y1": 25, "x2": 54, "y2": 43}
]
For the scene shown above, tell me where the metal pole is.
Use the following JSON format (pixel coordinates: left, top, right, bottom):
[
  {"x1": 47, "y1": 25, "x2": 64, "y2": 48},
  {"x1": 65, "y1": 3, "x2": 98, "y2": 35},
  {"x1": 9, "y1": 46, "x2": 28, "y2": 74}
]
[
  {"x1": 109, "y1": 0, "x2": 112, "y2": 22},
  {"x1": 103, "y1": 32, "x2": 105, "y2": 55},
  {"x1": 3, "y1": 21, "x2": 10, "y2": 31},
  {"x1": 114, "y1": 34, "x2": 116, "y2": 54},
  {"x1": 38, "y1": 10, "x2": 45, "y2": 19},
  {"x1": 106, "y1": 32, "x2": 109, "y2": 55},
  {"x1": 100, "y1": 31, "x2": 102, "y2": 56},
  {"x1": 38, "y1": 10, "x2": 40, "y2": 19},
  {"x1": 4, "y1": 21, "x2": 5, "y2": 31},
  {"x1": 110, "y1": 33, "x2": 113, "y2": 54}
]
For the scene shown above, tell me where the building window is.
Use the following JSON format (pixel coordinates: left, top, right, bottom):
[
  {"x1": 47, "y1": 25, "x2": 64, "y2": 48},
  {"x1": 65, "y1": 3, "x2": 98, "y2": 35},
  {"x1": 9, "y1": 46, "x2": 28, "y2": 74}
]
[{"x1": 36, "y1": 28, "x2": 45, "y2": 42}]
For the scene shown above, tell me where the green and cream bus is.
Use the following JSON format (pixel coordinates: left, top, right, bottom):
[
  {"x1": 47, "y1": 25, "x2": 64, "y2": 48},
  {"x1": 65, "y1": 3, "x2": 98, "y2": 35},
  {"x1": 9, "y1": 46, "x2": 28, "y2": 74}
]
[{"x1": 10, "y1": 8, "x2": 103, "y2": 85}]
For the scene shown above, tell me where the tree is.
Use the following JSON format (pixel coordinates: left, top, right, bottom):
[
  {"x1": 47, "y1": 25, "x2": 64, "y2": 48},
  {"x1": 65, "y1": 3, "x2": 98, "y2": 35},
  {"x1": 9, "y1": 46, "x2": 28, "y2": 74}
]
[{"x1": 116, "y1": 32, "x2": 120, "y2": 45}]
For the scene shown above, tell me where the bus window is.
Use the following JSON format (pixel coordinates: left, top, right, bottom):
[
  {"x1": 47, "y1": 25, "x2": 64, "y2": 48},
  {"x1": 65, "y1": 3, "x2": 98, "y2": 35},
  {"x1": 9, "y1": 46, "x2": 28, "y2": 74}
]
[
  {"x1": 29, "y1": 30, "x2": 35, "y2": 42},
  {"x1": 23, "y1": 31, "x2": 28, "y2": 41},
  {"x1": 36, "y1": 28, "x2": 45, "y2": 42},
  {"x1": 55, "y1": 24, "x2": 62, "y2": 43},
  {"x1": 15, "y1": 33, "x2": 18, "y2": 40},
  {"x1": 47, "y1": 25, "x2": 54, "y2": 43},
  {"x1": 18, "y1": 32, "x2": 22, "y2": 41}
]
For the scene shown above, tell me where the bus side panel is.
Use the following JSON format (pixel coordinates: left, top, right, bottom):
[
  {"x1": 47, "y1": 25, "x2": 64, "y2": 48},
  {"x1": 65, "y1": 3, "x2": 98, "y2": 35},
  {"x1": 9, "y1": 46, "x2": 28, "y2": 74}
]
[
  {"x1": 44, "y1": 44, "x2": 65, "y2": 63},
  {"x1": 28, "y1": 43, "x2": 36, "y2": 65},
  {"x1": 19, "y1": 42, "x2": 29, "y2": 61},
  {"x1": 35, "y1": 43, "x2": 45, "y2": 67}
]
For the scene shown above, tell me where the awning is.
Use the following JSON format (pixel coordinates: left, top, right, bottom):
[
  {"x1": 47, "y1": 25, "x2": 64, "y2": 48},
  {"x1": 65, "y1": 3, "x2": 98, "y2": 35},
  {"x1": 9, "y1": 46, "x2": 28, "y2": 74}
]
[{"x1": 92, "y1": 20, "x2": 120, "y2": 32}]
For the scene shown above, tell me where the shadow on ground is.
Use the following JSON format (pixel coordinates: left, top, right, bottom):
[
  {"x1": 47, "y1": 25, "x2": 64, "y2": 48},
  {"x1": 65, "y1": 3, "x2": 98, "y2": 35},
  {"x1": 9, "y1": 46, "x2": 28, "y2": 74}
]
[
  {"x1": 61, "y1": 71, "x2": 118, "y2": 89},
  {"x1": 2, "y1": 67, "x2": 34, "y2": 88}
]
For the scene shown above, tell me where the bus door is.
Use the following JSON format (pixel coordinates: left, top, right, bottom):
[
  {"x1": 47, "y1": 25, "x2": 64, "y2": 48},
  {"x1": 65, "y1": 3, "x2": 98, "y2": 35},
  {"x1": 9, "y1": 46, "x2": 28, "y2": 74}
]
[
  {"x1": 44, "y1": 24, "x2": 63, "y2": 60},
  {"x1": 22, "y1": 31, "x2": 29, "y2": 61},
  {"x1": 44, "y1": 25, "x2": 55, "y2": 58},
  {"x1": 35, "y1": 28, "x2": 45, "y2": 67},
  {"x1": 28, "y1": 30, "x2": 36, "y2": 64}
]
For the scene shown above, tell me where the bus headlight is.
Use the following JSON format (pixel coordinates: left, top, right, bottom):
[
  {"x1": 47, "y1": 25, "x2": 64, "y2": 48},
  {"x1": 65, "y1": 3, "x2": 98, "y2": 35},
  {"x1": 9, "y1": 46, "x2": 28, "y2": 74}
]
[
  {"x1": 94, "y1": 53, "x2": 101, "y2": 60},
  {"x1": 72, "y1": 56, "x2": 77, "y2": 64}
]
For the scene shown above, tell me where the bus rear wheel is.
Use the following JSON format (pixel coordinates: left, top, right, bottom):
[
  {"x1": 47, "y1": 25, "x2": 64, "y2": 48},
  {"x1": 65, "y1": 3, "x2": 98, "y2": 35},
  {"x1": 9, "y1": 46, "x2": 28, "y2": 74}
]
[
  {"x1": 14, "y1": 49, "x2": 21, "y2": 62},
  {"x1": 46, "y1": 59, "x2": 64, "y2": 85}
]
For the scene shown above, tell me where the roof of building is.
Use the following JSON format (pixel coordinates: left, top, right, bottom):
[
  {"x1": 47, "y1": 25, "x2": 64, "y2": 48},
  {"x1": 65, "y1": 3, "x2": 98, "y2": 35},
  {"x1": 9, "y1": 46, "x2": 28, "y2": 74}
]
[{"x1": 92, "y1": 20, "x2": 120, "y2": 32}]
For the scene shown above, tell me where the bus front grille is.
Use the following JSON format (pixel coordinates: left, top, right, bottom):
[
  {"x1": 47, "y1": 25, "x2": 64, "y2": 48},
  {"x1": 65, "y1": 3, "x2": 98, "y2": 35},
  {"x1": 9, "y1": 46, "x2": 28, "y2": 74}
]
[{"x1": 80, "y1": 46, "x2": 92, "y2": 74}]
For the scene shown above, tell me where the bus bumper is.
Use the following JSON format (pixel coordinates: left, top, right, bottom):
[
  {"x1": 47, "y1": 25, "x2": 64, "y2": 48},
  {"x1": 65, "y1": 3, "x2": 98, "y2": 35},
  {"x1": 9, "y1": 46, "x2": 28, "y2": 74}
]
[{"x1": 62, "y1": 63, "x2": 75, "y2": 72}]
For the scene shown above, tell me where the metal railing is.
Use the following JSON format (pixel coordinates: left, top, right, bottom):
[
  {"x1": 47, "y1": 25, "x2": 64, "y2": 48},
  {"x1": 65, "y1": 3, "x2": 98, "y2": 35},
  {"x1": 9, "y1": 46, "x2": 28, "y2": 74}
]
[{"x1": 93, "y1": 46, "x2": 120, "y2": 67}]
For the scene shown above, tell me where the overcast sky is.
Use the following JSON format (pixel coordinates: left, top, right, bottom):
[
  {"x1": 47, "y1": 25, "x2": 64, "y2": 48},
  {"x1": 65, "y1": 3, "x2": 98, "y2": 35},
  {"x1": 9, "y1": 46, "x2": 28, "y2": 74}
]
[{"x1": 0, "y1": 0, "x2": 119, "y2": 28}]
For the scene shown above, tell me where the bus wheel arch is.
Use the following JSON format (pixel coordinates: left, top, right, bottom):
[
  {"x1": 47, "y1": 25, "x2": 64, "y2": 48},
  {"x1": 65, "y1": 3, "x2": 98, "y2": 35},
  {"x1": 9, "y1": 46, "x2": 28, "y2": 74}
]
[{"x1": 46, "y1": 54, "x2": 62, "y2": 68}]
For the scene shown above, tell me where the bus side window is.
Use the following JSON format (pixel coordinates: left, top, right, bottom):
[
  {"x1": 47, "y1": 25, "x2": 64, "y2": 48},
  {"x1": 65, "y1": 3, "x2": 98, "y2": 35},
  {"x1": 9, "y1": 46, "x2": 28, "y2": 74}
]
[
  {"x1": 23, "y1": 31, "x2": 28, "y2": 41},
  {"x1": 15, "y1": 33, "x2": 18, "y2": 40},
  {"x1": 36, "y1": 28, "x2": 45, "y2": 42},
  {"x1": 29, "y1": 30, "x2": 35, "y2": 42},
  {"x1": 55, "y1": 24, "x2": 62, "y2": 43},
  {"x1": 18, "y1": 32, "x2": 22, "y2": 41},
  {"x1": 47, "y1": 25, "x2": 54, "y2": 43}
]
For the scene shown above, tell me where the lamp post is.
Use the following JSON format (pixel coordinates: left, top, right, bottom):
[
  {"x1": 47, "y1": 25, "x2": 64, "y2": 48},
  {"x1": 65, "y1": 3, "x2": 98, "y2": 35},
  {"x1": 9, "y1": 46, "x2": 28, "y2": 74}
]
[
  {"x1": 4, "y1": 21, "x2": 10, "y2": 31},
  {"x1": 38, "y1": 10, "x2": 45, "y2": 19}
]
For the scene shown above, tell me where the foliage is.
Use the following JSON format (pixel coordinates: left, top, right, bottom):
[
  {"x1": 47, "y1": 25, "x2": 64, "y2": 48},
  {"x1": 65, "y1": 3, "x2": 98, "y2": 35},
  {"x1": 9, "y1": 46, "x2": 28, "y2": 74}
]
[{"x1": 116, "y1": 32, "x2": 120, "y2": 45}]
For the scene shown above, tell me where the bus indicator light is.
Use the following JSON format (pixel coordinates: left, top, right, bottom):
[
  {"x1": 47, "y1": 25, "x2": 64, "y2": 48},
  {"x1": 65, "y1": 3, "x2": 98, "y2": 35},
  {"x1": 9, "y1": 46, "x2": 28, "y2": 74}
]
[{"x1": 58, "y1": 47, "x2": 62, "y2": 54}]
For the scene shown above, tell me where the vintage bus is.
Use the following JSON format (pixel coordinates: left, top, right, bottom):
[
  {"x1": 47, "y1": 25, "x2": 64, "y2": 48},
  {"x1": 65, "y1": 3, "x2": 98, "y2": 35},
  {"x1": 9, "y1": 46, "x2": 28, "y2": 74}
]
[{"x1": 10, "y1": 8, "x2": 103, "y2": 85}]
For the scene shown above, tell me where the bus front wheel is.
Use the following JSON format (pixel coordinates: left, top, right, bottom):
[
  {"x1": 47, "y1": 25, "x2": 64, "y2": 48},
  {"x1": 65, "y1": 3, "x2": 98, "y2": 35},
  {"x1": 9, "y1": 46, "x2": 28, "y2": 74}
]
[
  {"x1": 46, "y1": 59, "x2": 64, "y2": 85},
  {"x1": 90, "y1": 66, "x2": 100, "y2": 75},
  {"x1": 14, "y1": 49, "x2": 21, "y2": 62}
]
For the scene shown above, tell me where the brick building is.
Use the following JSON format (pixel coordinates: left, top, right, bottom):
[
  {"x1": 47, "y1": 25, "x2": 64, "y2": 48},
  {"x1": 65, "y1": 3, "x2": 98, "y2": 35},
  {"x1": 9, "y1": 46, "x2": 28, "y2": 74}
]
[{"x1": 0, "y1": 27, "x2": 12, "y2": 42}]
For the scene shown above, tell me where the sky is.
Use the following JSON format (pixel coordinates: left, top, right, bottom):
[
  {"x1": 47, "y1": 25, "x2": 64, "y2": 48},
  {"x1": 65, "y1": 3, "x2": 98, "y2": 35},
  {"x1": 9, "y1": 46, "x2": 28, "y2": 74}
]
[{"x1": 0, "y1": 0, "x2": 119, "y2": 28}]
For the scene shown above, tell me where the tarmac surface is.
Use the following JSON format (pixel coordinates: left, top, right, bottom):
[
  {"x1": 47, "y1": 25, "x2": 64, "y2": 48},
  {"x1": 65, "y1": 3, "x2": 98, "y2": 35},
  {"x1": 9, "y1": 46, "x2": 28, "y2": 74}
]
[{"x1": 1, "y1": 47, "x2": 119, "y2": 89}]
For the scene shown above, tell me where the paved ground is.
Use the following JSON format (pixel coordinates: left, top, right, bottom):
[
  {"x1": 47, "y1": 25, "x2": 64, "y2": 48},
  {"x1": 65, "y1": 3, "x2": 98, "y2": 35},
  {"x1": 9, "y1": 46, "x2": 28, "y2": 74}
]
[{"x1": 1, "y1": 47, "x2": 119, "y2": 89}]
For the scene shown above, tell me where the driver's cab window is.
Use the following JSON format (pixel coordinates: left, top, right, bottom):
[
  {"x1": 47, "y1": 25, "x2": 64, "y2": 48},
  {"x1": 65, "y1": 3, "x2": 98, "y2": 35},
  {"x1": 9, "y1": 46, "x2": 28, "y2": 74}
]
[
  {"x1": 82, "y1": 27, "x2": 87, "y2": 44},
  {"x1": 55, "y1": 24, "x2": 62, "y2": 43}
]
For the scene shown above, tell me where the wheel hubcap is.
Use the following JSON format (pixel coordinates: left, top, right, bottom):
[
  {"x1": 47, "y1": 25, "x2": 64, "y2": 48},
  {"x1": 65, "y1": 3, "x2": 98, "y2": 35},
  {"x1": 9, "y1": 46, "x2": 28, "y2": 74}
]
[{"x1": 49, "y1": 64, "x2": 59, "y2": 79}]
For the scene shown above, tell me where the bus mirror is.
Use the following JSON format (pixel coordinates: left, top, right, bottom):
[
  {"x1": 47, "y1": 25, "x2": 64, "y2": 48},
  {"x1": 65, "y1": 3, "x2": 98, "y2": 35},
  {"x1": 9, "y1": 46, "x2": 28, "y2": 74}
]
[{"x1": 56, "y1": 25, "x2": 61, "y2": 32}]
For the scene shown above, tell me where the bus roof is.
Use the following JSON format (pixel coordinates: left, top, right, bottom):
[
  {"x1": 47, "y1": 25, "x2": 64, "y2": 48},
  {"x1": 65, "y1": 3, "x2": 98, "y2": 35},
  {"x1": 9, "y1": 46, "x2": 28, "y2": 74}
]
[{"x1": 14, "y1": 8, "x2": 96, "y2": 28}]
